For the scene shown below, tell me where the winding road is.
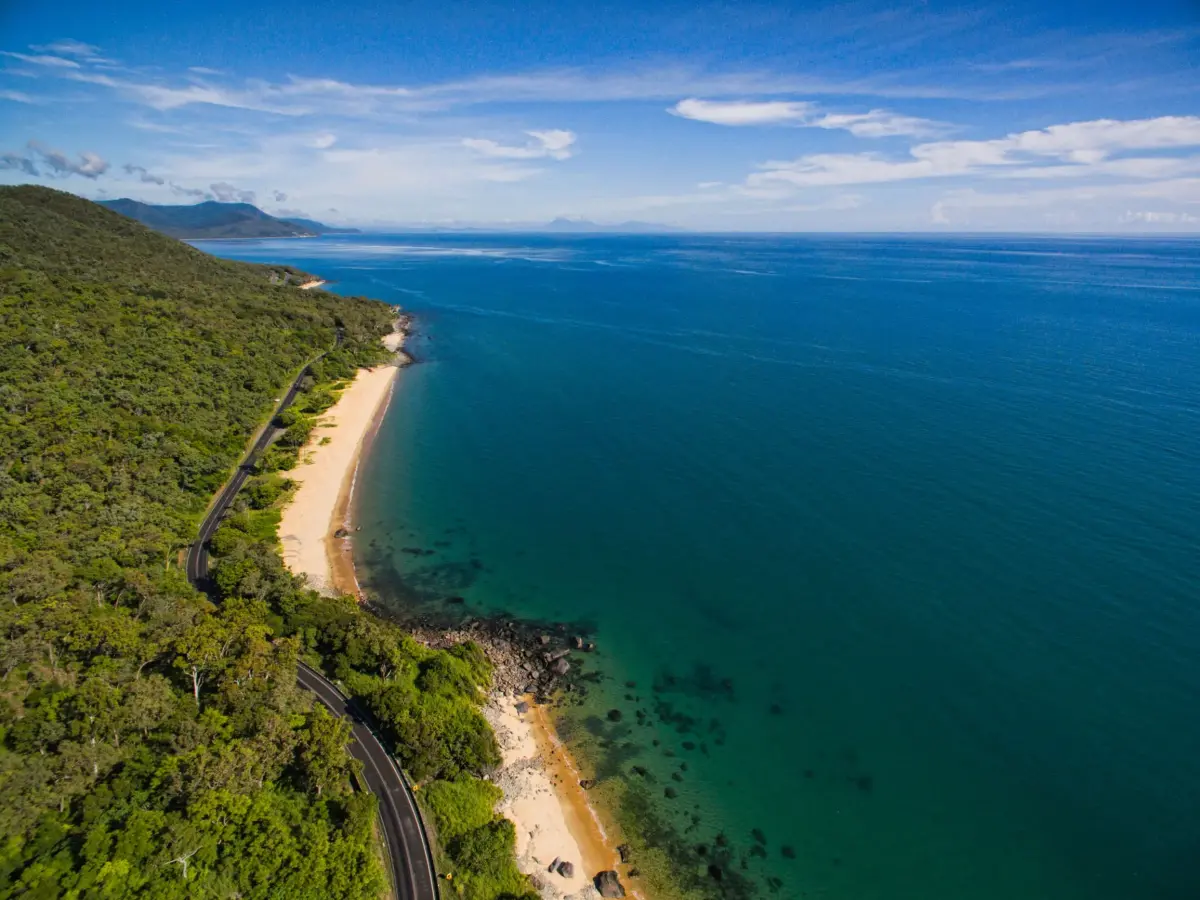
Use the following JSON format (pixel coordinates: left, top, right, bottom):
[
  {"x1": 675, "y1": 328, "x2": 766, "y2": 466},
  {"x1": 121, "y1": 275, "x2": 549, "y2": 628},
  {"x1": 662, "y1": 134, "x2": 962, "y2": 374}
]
[{"x1": 185, "y1": 349, "x2": 439, "y2": 900}]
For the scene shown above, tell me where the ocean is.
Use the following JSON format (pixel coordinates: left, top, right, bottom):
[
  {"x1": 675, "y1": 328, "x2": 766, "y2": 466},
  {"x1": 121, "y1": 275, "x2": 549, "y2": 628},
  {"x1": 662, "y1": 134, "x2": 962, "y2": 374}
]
[{"x1": 208, "y1": 233, "x2": 1200, "y2": 900}]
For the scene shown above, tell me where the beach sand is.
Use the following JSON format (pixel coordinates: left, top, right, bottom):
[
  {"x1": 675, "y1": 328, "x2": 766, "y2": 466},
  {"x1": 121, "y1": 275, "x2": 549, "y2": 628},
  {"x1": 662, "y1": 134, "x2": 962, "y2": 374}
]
[
  {"x1": 487, "y1": 695, "x2": 635, "y2": 900},
  {"x1": 278, "y1": 329, "x2": 404, "y2": 596}
]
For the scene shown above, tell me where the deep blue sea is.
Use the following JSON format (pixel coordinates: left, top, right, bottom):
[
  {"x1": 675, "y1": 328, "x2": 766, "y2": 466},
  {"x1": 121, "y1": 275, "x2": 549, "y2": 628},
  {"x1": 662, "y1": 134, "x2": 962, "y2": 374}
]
[{"x1": 207, "y1": 234, "x2": 1200, "y2": 900}]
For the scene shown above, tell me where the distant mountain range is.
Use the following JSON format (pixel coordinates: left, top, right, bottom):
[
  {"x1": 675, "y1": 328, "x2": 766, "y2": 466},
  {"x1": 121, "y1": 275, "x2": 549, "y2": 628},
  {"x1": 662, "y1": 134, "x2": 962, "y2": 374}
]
[{"x1": 97, "y1": 199, "x2": 360, "y2": 239}]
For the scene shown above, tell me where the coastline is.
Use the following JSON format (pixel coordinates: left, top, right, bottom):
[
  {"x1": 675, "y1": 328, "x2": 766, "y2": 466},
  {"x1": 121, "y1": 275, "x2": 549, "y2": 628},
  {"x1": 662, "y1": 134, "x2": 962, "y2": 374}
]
[
  {"x1": 278, "y1": 319, "x2": 638, "y2": 899},
  {"x1": 277, "y1": 324, "x2": 408, "y2": 597},
  {"x1": 486, "y1": 693, "x2": 628, "y2": 898},
  {"x1": 415, "y1": 625, "x2": 642, "y2": 900}
]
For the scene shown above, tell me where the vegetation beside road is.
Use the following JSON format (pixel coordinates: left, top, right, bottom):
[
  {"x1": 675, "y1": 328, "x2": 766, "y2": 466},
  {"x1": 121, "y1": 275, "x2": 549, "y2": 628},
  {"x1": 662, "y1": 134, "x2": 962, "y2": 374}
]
[{"x1": 0, "y1": 186, "x2": 531, "y2": 900}]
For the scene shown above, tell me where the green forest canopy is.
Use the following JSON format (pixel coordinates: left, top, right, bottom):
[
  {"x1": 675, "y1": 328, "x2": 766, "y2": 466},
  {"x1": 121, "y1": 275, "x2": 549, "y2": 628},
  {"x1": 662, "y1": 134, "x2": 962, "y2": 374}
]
[{"x1": 0, "y1": 186, "x2": 531, "y2": 900}]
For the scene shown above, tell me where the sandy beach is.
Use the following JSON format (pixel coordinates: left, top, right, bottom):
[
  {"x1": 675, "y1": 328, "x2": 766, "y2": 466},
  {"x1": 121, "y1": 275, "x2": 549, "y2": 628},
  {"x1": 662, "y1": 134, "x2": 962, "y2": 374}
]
[
  {"x1": 486, "y1": 694, "x2": 635, "y2": 900},
  {"x1": 278, "y1": 326, "x2": 406, "y2": 596}
]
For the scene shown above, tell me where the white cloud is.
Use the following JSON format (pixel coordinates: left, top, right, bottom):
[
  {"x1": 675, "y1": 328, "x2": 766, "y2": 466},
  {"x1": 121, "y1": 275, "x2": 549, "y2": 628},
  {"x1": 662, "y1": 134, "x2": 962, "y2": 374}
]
[
  {"x1": 527, "y1": 130, "x2": 576, "y2": 159},
  {"x1": 670, "y1": 97, "x2": 941, "y2": 137},
  {"x1": 188, "y1": 66, "x2": 225, "y2": 76},
  {"x1": 0, "y1": 90, "x2": 34, "y2": 103},
  {"x1": 463, "y1": 129, "x2": 576, "y2": 160},
  {"x1": 670, "y1": 98, "x2": 814, "y2": 126},
  {"x1": 0, "y1": 51, "x2": 80, "y2": 69},
  {"x1": 31, "y1": 40, "x2": 102, "y2": 58},
  {"x1": 309, "y1": 132, "x2": 338, "y2": 149},
  {"x1": 748, "y1": 116, "x2": 1200, "y2": 189},
  {"x1": 811, "y1": 110, "x2": 942, "y2": 138}
]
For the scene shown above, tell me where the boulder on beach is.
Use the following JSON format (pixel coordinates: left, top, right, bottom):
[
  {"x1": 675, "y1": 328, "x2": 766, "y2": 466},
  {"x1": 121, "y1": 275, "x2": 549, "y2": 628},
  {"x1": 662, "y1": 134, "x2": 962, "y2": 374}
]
[
  {"x1": 551, "y1": 657, "x2": 571, "y2": 676},
  {"x1": 594, "y1": 870, "x2": 626, "y2": 898},
  {"x1": 617, "y1": 843, "x2": 632, "y2": 863},
  {"x1": 556, "y1": 860, "x2": 575, "y2": 878}
]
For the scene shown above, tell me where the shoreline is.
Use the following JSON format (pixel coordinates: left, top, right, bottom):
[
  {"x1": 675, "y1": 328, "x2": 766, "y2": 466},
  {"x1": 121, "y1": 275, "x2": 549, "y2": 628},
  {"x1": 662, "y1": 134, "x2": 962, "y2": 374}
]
[
  {"x1": 415, "y1": 625, "x2": 642, "y2": 900},
  {"x1": 277, "y1": 321, "x2": 409, "y2": 597},
  {"x1": 485, "y1": 693, "x2": 629, "y2": 899},
  {"x1": 280, "y1": 317, "x2": 637, "y2": 899}
]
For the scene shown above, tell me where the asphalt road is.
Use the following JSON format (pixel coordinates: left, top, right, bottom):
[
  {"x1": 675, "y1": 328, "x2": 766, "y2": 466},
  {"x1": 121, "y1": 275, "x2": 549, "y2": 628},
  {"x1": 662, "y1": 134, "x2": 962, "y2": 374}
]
[{"x1": 185, "y1": 348, "x2": 439, "y2": 900}]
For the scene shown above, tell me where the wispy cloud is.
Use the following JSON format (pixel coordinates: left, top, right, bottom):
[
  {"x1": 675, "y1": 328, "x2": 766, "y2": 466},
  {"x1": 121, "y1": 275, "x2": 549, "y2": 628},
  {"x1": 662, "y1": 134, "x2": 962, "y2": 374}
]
[
  {"x1": 31, "y1": 39, "x2": 104, "y2": 58},
  {"x1": 0, "y1": 152, "x2": 39, "y2": 176},
  {"x1": 463, "y1": 129, "x2": 576, "y2": 160},
  {"x1": 1120, "y1": 209, "x2": 1198, "y2": 224},
  {"x1": 670, "y1": 98, "x2": 942, "y2": 137},
  {"x1": 0, "y1": 90, "x2": 35, "y2": 103},
  {"x1": 3, "y1": 37, "x2": 1068, "y2": 127},
  {"x1": 930, "y1": 178, "x2": 1200, "y2": 227},
  {"x1": 1, "y1": 51, "x2": 80, "y2": 69},
  {"x1": 810, "y1": 110, "x2": 943, "y2": 138},
  {"x1": 171, "y1": 183, "x2": 210, "y2": 199},
  {"x1": 209, "y1": 181, "x2": 257, "y2": 203},
  {"x1": 123, "y1": 163, "x2": 165, "y2": 185}
]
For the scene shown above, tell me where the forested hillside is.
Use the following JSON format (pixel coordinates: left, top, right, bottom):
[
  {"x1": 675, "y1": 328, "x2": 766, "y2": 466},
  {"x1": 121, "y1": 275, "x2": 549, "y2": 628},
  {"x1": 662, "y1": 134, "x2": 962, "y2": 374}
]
[{"x1": 0, "y1": 186, "x2": 530, "y2": 899}]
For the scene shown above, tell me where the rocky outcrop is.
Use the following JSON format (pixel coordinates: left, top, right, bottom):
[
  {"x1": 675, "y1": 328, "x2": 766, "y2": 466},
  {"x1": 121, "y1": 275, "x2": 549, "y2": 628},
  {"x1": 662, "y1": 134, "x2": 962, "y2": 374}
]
[
  {"x1": 409, "y1": 620, "x2": 590, "y2": 698},
  {"x1": 594, "y1": 870, "x2": 626, "y2": 898}
]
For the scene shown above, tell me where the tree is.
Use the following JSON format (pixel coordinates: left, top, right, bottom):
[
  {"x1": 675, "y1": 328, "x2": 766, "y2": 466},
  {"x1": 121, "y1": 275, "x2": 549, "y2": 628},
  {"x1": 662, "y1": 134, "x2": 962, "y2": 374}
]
[
  {"x1": 297, "y1": 705, "x2": 357, "y2": 798},
  {"x1": 173, "y1": 616, "x2": 229, "y2": 707}
]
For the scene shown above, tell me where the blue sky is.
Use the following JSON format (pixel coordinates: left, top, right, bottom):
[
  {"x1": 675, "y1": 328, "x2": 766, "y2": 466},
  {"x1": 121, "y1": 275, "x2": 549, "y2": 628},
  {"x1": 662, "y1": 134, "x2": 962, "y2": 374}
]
[{"x1": 1, "y1": 0, "x2": 1198, "y2": 231}]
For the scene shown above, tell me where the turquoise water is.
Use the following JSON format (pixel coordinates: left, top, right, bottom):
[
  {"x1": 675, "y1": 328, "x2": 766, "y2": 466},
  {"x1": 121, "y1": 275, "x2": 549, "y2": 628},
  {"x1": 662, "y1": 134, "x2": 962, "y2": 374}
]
[{"x1": 210, "y1": 235, "x2": 1200, "y2": 900}]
